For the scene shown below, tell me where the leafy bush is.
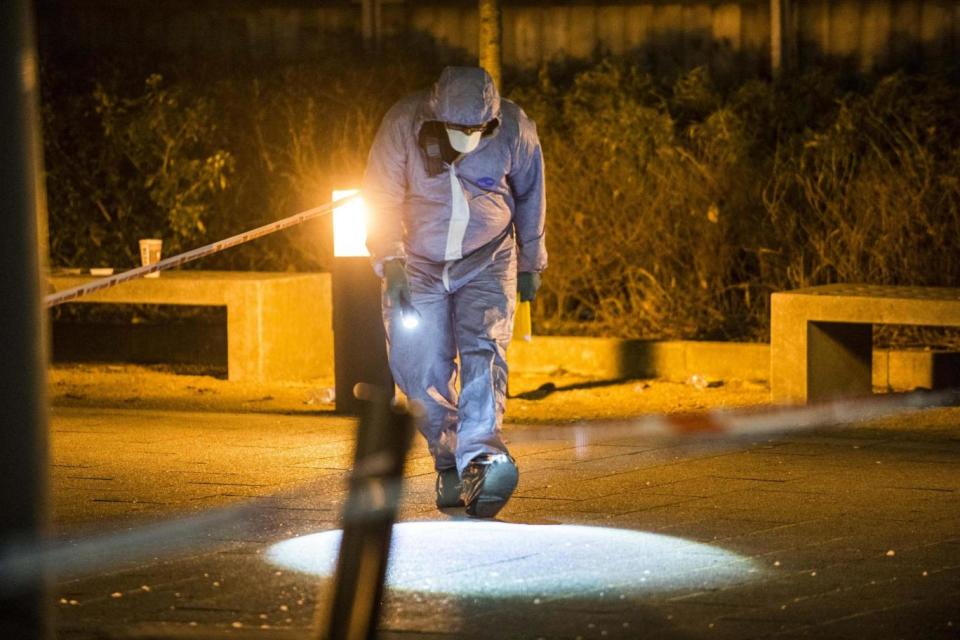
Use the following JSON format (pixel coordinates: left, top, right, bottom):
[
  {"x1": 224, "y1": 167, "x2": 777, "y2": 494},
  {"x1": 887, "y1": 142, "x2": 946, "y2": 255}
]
[
  {"x1": 42, "y1": 47, "x2": 449, "y2": 273},
  {"x1": 44, "y1": 73, "x2": 231, "y2": 268}
]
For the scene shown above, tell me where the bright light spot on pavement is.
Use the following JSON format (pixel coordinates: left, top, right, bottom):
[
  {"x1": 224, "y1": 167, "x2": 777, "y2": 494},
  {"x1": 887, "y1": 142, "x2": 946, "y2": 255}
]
[{"x1": 266, "y1": 521, "x2": 761, "y2": 598}]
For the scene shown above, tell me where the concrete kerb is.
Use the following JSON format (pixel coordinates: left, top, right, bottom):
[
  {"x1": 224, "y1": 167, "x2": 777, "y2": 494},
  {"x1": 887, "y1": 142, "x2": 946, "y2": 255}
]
[
  {"x1": 50, "y1": 307, "x2": 957, "y2": 390},
  {"x1": 507, "y1": 337, "x2": 769, "y2": 382},
  {"x1": 508, "y1": 336, "x2": 959, "y2": 390}
]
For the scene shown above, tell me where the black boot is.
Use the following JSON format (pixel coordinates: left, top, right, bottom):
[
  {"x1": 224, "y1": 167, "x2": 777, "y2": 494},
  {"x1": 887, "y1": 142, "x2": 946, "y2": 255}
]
[
  {"x1": 435, "y1": 467, "x2": 464, "y2": 509},
  {"x1": 460, "y1": 454, "x2": 519, "y2": 518}
]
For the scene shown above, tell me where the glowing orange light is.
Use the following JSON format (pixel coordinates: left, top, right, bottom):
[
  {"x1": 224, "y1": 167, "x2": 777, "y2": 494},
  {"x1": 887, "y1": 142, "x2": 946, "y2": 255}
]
[{"x1": 332, "y1": 189, "x2": 369, "y2": 257}]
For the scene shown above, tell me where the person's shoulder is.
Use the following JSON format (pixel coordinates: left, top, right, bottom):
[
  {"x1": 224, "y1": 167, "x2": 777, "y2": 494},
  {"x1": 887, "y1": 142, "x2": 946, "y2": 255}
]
[
  {"x1": 382, "y1": 90, "x2": 429, "y2": 123},
  {"x1": 376, "y1": 90, "x2": 429, "y2": 143},
  {"x1": 498, "y1": 99, "x2": 538, "y2": 142},
  {"x1": 498, "y1": 99, "x2": 527, "y2": 124}
]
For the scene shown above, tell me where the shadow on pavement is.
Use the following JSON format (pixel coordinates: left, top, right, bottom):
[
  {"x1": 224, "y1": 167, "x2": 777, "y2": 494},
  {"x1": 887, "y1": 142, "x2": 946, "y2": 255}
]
[{"x1": 510, "y1": 378, "x2": 633, "y2": 401}]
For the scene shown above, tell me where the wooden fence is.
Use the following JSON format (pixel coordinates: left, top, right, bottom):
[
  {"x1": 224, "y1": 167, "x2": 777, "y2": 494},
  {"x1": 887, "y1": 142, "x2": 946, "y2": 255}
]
[{"x1": 43, "y1": 1, "x2": 960, "y2": 72}]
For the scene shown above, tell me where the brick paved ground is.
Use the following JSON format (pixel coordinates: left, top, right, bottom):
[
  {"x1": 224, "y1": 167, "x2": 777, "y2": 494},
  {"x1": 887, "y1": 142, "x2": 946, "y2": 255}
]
[{"x1": 47, "y1": 378, "x2": 960, "y2": 639}]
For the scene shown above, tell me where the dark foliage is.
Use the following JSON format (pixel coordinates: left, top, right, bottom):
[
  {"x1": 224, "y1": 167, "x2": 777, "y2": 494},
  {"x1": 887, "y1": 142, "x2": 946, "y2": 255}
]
[{"x1": 40, "y1": 50, "x2": 960, "y2": 342}]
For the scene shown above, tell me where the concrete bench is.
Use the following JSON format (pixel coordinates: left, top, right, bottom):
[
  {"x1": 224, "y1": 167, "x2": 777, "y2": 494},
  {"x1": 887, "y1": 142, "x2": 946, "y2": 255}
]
[
  {"x1": 49, "y1": 271, "x2": 332, "y2": 382},
  {"x1": 770, "y1": 284, "x2": 960, "y2": 403}
]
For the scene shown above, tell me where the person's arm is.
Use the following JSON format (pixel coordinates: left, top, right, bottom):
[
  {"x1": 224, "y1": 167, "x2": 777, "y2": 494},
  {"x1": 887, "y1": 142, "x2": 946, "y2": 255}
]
[
  {"x1": 362, "y1": 102, "x2": 409, "y2": 275},
  {"x1": 507, "y1": 109, "x2": 547, "y2": 274}
]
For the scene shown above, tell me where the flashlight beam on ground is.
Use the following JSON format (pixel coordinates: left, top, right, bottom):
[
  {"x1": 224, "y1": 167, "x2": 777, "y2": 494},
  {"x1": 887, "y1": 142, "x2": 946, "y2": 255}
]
[{"x1": 44, "y1": 192, "x2": 361, "y2": 308}]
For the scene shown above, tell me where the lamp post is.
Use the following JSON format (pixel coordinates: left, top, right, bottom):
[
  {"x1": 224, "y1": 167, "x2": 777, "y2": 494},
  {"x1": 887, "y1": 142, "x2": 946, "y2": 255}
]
[{"x1": 331, "y1": 190, "x2": 393, "y2": 414}]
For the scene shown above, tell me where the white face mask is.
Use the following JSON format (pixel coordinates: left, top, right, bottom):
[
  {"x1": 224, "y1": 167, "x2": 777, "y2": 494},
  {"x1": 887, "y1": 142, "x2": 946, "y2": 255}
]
[{"x1": 445, "y1": 127, "x2": 483, "y2": 154}]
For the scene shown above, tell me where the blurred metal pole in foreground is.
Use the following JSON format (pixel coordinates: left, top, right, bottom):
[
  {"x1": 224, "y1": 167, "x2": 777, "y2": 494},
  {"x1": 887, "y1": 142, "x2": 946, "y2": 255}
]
[
  {"x1": 0, "y1": 0, "x2": 51, "y2": 637},
  {"x1": 478, "y1": 0, "x2": 502, "y2": 89},
  {"x1": 321, "y1": 386, "x2": 415, "y2": 640}
]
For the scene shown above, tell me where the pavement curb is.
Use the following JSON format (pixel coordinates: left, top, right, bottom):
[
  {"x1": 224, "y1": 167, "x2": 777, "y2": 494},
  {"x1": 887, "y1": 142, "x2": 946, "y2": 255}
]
[{"x1": 508, "y1": 336, "x2": 960, "y2": 389}]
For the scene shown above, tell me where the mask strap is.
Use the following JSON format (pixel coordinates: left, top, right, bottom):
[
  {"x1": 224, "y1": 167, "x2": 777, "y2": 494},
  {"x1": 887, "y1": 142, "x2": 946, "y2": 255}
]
[{"x1": 418, "y1": 125, "x2": 447, "y2": 177}]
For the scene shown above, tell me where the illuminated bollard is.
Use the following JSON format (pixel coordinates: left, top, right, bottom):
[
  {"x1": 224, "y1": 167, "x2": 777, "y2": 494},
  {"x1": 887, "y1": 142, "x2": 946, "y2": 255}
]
[{"x1": 331, "y1": 190, "x2": 393, "y2": 415}]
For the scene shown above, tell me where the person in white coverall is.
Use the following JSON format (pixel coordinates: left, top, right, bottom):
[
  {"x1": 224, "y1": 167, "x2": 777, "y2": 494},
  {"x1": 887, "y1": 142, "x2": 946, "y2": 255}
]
[{"x1": 362, "y1": 66, "x2": 547, "y2": 518}]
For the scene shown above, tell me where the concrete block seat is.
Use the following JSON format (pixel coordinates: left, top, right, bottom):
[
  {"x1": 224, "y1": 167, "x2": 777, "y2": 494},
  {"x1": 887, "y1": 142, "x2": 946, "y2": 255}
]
[
  {"x1": 770, "y1": 284, "x2": 960, "y2": 403},
  {"x1": 49, "y1": 271, "x2": 332, "y2": 382}
]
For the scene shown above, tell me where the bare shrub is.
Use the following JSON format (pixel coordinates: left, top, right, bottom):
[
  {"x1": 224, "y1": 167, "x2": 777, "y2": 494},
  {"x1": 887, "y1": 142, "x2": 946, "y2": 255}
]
[
  {"x1": 764, "y1": 73, "x2": 960, "y2": 345},
  {"x1": 516, "y1": 63, "x2": 960, "y2": 342},
  {"x1": 515, "y1": 63, "x2": 774, "y2": 339},
  {"x1": 772, "y1": 74, "x2": 960, "y2": 288}
]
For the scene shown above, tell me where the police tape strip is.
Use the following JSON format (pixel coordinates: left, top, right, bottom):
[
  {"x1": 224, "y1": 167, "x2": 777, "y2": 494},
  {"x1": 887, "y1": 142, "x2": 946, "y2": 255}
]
[
  {"x1": 0, "y1": 503, "x2": 257, "y2": 596},
  {"x1": 511, "y1": 387, "x2": 960, "y2": 444},
  {"x1": 44, "y1": 192, "x2": 360, "y2": 308}
]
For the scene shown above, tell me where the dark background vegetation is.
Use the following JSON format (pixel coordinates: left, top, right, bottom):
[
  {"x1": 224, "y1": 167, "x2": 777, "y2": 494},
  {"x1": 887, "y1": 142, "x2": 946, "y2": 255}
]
[{"x1": 38, "y1": 8, "x2": 960, "y2": 344}]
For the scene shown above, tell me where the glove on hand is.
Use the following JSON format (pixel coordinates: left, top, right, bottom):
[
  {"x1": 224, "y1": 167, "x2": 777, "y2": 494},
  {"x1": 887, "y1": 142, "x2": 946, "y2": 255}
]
[
  {"x1": 383, "y1": 259, "x2": 412, "y2": 307},
  {"x1": 517, "y1": 271, "x2": 542, "y2": 302}
]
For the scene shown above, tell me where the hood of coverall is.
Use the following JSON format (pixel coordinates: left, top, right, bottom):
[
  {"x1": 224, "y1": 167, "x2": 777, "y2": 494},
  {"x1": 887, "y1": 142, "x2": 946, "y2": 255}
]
[{"x1": 429, "y1": 67, "x2": 501, "y2": 128}]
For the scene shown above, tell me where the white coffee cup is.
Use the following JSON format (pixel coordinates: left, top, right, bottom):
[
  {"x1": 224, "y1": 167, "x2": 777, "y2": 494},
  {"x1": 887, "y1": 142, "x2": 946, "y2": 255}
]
[{"x1": 139, "y1": 239, "x2": 162, "y2": 278}]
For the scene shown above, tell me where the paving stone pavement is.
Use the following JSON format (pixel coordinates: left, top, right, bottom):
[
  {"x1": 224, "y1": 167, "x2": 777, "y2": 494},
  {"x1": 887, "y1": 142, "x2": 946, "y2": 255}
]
[{"x1": 47, "y1": 405, "x2": 960, "y2": 639}]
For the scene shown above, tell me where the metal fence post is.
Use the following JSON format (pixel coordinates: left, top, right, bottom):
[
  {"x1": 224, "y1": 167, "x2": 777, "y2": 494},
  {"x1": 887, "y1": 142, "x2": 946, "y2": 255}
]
[{"x1": 320, "y1": 385, "x2": 415, "y2": 640}]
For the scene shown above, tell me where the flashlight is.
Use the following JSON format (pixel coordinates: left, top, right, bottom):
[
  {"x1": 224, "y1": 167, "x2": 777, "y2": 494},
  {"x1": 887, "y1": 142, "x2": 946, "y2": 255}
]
[{"x1": 399, "y1": 300, "x2": 421, "y2": 330}]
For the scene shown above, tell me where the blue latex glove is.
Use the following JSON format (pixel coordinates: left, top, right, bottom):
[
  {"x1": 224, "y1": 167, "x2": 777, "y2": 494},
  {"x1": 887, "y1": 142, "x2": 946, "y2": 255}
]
[
  {"x1": 383, "y1": 259, "x2": 412, "y2": 307},
  {"x1": 517, "y1": 271, "x2": 541, "y2": 302}
]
